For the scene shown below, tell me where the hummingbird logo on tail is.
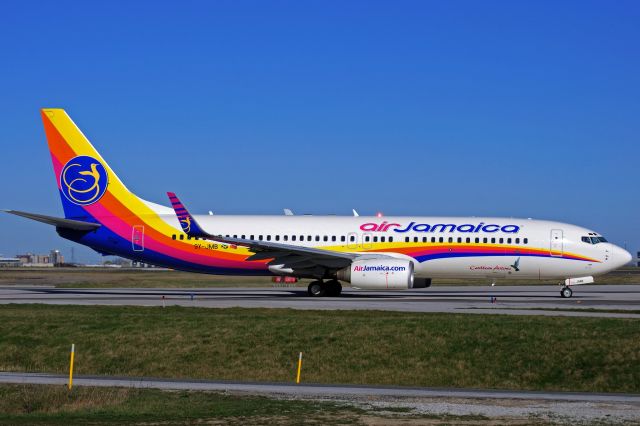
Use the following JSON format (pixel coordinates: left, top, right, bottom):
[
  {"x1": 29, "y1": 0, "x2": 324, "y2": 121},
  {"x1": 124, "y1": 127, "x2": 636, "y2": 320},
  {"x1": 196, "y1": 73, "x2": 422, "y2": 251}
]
[{"x1": 511, "y1": 257, "x2": 521, "y2": 272}]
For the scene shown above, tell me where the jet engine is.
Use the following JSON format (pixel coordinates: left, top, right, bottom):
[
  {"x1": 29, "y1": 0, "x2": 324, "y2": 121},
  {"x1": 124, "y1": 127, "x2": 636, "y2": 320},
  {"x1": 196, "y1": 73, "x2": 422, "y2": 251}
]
[{"x1": 337, "y1": 259, "x2": 414, "y2": 290}]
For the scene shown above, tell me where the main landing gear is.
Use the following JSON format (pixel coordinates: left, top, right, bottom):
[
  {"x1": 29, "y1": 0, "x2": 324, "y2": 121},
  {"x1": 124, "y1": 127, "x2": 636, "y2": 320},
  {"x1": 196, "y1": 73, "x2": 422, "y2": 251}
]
[
  {"x1": 560, "y1": 286, "x2": 573, "y2": 298},
  {"x1": 307, "y1": 280, "x2": 342, "y2": 297}
]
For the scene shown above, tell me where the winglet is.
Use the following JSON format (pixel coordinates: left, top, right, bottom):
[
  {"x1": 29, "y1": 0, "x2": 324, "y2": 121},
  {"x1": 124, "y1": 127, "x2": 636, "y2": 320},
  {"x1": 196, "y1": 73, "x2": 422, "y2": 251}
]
[{"x1": 166, "y1": 192, "x2": 209, "y2": 238}]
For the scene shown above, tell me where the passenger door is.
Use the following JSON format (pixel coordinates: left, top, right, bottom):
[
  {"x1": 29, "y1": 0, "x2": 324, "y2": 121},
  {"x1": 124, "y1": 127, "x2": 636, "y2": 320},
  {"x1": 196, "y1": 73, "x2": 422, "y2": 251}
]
[
  {"x1": 132, "y1": 225, "x2": 144, "y2": 252},
  {"x1": 550, "y1": 229, "x2": 563, "y2": 257}
]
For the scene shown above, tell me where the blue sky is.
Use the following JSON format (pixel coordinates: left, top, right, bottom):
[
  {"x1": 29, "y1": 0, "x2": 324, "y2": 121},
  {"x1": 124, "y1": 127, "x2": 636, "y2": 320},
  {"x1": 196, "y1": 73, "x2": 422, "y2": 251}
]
[{"x1": 0, "y1": 1, "x2": 638, "y2": 262}]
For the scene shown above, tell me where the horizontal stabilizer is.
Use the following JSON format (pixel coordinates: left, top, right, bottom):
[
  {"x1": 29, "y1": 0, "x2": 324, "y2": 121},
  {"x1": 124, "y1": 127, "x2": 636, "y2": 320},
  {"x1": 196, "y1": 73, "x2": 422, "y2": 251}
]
[{"x1": 3, "y1": 210, "x2": 100, "y2": 231}]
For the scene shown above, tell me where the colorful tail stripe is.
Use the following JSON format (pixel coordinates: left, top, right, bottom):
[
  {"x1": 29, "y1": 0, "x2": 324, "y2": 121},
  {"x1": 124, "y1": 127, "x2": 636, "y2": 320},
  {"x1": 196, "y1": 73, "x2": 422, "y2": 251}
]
[{"x1": 167, "y1": 192, "x2": 207, "y2": 237}]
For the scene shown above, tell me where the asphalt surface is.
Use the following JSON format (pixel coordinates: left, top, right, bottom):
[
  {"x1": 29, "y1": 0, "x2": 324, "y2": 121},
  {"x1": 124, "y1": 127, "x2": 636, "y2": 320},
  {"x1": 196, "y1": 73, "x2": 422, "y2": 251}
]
[
  {"x1": 1, "y1": 284, "x2": 639, "y2": 317},
  {"x1": 1, "y1": 371, "x2": 638, "y2": 403}
]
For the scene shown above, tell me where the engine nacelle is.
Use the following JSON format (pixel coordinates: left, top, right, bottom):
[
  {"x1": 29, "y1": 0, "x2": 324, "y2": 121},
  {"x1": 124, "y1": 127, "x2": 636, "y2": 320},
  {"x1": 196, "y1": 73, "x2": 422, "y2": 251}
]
[{"x1": 337, "y1": 259, "x2": 414, "y2": 290}]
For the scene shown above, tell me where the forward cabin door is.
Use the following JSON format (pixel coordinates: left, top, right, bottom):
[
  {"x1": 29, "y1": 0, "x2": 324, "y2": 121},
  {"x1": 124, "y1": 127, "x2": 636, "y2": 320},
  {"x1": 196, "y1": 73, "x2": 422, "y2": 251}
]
[
  {"x1": 132, "y1": 225, "x2": 144, "y2": 252},
  {"x1": 550, "y1": 229, "x2": 563, "y2": 257}
]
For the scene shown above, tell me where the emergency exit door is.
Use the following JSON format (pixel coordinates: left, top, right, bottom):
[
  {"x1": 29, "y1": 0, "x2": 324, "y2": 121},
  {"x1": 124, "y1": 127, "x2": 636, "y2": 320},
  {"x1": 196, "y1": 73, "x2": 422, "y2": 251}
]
[
  {"x1": 550, "y1": 229, "x2": 563, "y2": 257},
  {"x1": 132, "y1": 225, "x2": 144, "y2": 252}
]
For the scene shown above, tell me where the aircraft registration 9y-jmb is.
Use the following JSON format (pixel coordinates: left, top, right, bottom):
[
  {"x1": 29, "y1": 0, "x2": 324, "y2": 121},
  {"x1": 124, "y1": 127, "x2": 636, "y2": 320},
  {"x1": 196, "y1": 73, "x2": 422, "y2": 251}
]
[{"x1": 5, "y1": 109, "x2": 632, "y2": 298}]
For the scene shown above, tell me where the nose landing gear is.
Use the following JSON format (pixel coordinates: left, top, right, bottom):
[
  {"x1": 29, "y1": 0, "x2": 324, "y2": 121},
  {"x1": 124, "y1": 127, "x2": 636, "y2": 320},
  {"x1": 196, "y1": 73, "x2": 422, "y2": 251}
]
[{"x1": 560, "y1": 286, "x2": 573, "y2": 298}]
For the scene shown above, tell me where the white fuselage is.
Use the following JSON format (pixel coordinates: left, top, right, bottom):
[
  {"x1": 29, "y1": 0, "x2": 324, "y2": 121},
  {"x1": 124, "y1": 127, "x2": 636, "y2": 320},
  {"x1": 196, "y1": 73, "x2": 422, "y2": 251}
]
[{"x1": 157, "y1": 211, "x2": 630, "y2": 281}]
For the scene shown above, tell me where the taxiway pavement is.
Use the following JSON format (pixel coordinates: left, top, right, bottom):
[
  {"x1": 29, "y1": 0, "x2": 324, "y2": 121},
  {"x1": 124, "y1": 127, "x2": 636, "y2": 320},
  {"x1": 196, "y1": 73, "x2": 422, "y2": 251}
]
[{"x1": 0, "y1": 284, "x2": 639, "y2": 317}]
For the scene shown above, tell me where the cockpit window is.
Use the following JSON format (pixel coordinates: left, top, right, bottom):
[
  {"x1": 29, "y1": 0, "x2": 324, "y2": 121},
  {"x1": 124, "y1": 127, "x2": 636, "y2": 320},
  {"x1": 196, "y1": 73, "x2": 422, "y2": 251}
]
[{"x1": 582, "y1": 235, "x2": 608, "y2": 244}]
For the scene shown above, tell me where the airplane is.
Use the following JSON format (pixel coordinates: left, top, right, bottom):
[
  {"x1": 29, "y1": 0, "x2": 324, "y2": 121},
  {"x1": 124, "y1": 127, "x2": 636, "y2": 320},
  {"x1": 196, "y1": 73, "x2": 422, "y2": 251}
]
[{"x1": 4, "y1": 109, "x2": 632, "y2": 299}]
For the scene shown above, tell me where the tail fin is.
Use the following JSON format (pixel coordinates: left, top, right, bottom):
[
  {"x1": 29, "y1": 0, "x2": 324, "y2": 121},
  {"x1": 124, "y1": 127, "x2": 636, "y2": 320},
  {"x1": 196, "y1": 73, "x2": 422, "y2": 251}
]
[{"x1": 41, "y1": 108, "x2": 140, "y2": 220}]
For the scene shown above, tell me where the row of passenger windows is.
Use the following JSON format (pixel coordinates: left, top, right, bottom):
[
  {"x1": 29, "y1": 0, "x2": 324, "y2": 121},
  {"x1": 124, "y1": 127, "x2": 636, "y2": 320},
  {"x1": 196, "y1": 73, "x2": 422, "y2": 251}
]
[
  {"x1": 401, "y1": 236, "x2": 527, "y2": 244},
  {"x1": 170, "y1": 233, "x2": 528, "y2": 245}
]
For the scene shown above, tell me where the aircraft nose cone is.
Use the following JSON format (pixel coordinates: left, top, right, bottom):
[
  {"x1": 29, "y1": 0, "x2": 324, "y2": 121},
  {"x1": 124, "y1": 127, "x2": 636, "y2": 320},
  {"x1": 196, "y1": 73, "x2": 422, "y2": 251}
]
[{"x1": 612, "y1": 245, "x2": 633, "y2": 268}]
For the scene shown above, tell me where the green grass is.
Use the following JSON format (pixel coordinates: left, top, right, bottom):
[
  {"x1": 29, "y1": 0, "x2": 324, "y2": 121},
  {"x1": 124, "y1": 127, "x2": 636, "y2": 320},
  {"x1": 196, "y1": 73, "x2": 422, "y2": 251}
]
[
  {"x1": 0, "y1": 384, "x2": 368, "y2": 425},
  {"x1": 0, "y1": 305, "x2": 639, "y2": 393}
]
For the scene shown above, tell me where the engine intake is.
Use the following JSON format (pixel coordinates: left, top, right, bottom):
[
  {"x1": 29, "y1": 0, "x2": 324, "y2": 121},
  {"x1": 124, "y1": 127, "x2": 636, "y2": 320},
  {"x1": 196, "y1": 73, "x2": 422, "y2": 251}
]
[{"x1": 337, "y1": 259, "x2": 414, "y2": 290}]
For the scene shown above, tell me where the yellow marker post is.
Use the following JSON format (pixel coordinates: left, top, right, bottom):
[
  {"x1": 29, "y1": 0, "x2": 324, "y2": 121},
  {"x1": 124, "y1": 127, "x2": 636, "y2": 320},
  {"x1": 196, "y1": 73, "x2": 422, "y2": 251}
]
[
  {"x1": 296, "y1": 352, "x2": 303, "y2": 384},
  {"x1": 68, "y1": 344, "x2": 75, "y2": 390}
]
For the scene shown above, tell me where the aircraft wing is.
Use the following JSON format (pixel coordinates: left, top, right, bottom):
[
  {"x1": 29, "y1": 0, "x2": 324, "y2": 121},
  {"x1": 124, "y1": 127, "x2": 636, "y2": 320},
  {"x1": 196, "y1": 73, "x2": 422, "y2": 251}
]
[{"x1": 166, "y1": 192, "x2": 385, "y2": 276}]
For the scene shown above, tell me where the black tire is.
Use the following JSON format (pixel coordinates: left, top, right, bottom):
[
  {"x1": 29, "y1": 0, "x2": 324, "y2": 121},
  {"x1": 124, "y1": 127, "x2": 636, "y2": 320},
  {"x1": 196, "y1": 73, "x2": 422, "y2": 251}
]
[
  {"x1": 307, "y1": 281, "x2": 325, "y2": 297},
  {"x1": 560, "y1": 287, "x2": 573, "y2": 298},
  {"x1": 325, "y1": 280, "x2": 342, "y2": 297}
]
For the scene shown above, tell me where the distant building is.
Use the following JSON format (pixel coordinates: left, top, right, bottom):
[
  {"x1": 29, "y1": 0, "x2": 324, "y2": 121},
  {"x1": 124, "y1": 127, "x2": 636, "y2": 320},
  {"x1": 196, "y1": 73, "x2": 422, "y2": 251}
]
[
  {"x1": 14, "y1": 251, "x2": 65, "y2": 267},
  {"x1": 0, "y1": 257, "x2": 21, "y2": 267}
]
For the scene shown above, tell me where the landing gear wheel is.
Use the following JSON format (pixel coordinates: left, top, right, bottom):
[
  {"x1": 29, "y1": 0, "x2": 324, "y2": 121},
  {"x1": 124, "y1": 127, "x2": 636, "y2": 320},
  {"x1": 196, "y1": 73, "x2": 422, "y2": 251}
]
[
  {"x1": 325, "y1": 280, "x2": 342, "y2": 297},
  {"x1": 307, "y1": 281, "x2": 325, "y2": 297},
  {"x1": 560, "y1": 286, "x2": 573, "y2": 298}
]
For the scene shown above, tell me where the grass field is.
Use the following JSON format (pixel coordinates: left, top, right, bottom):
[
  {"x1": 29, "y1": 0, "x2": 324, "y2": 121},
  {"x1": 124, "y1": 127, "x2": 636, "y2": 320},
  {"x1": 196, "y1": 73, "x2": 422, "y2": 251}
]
[
  {"x1": 0, "y1": 266, "x2": 638, "y2": 288},
  {"x1": 0, "y1": 305, "x2": 638, "y2": 393},
  {"x1": 0, "y1": 383, "x2": 502, "y2": 425},
  {"x1": 0, "y1": 384, "x2": 365, "y2": 425}
]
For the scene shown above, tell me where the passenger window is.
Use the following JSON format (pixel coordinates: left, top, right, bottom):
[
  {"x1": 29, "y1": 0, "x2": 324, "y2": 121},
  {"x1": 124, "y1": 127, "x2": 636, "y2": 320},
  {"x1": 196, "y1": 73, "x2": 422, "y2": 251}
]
[
  {"x1": 523, "y1": 238, "x2": 528, "y2": 244},
  {"x1": 405, "y1": 237, "x2": 410, "y2": 242},
  {"x1": 475, "y1": 238, "x2": 479, "y2": 243},
  {"x1": 332, "y1": 236, "x2": 337, "y2": 242},
  {"x1": 179, "y1": 234, "x2": 184, "y2": 240},
  {"x1": 448, "y1": 237, "x2": 453, "y2": 243},
  {"x1": 172, "y1": 234, "x2": 176, "y2": 240},
  {"x1": 466, "y1": 237, "x2": 470, "y2": 243},
  {"x1": 307, "y1": 236, "x2": 312, "y2": 241},
  {"x1": 365, "y1": 236, "x2": 370, "y2": 242},
  {"x1": 275, "y1": 235, "x2": 279, "y2": 241},
  {"x1": 373, "y1": 236, "x2": 378, "y2": 242},
  {"x1": 233, "y1": 235, "x2": 237, "y2": 239},
  {"x1": 250, "y1": 235, "x2": 254, "y2": 240},
  {"x1": 483, "y1": 238, "x2": 487, "y2": 243},
  {"x1": 414, "y1": 237, "x2": 418, "y2": 243},
  {"x1": 292, "y1": 235, "x2": 296, "y2": 241},
  {"x1": 491, "y1": 238, "x2": 495, "y2": 243},
  {"x1": 499, "y1": 238, "x2": 503, "y2": 244},
  {"x1": 423, "y1": 237, "x2": 428, "y2": 242},
  {"x1": 267, "y1": 235, "x2": 271, "y2": 241},
  {"x1": 283, "y1": 235, "x2": 288, "y2": 241},
  {"x1": 350, "y1": 235, "x2": 355, "y2": 242},
  {"x1": 341, "y1": 236, "x2": 346, "y2": 242},
  {"x1": 315, "y1": 236, "x2": 320, "y2": 241},
  {"x1": 241, "y1": 235, "x2": 246, "y2": 239},
  {"x1": 515, "y1": 238, "x2": 520, "y2": 244},
  {"x1": 323, "y1": 236, "x2": 328, "y2": 242},
  {"x1": 389, "y1": 237, "x2": 393, "y2": 242},
  {"x1": 439, "y1": 237, "x2": 444, "y2": 243},
  {"x1": 259, "y1": 235, "x2": 263, "y2": 241},
  {"x1": 187, "y1": 235, "x2": 192, "y2": 240},
  {"x1": 431, "y1": 237, "x2": 436, "y2": 243},
  {"x1": 507, "y1": 238, "x2": 512, "y2": 244},
  {"x1": 457, "y1": 237, "x2": 462, "y2": 243},
  {"x1": 381, "y1": 237, "x2": 386, "y2": 242}
]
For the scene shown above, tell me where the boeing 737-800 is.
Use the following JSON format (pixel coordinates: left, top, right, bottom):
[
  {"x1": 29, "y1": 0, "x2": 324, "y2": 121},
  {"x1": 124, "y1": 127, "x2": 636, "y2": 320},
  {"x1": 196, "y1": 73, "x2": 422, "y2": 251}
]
[{"x1": 5, "y1": 109, "x2": 632, "y2": 298}]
